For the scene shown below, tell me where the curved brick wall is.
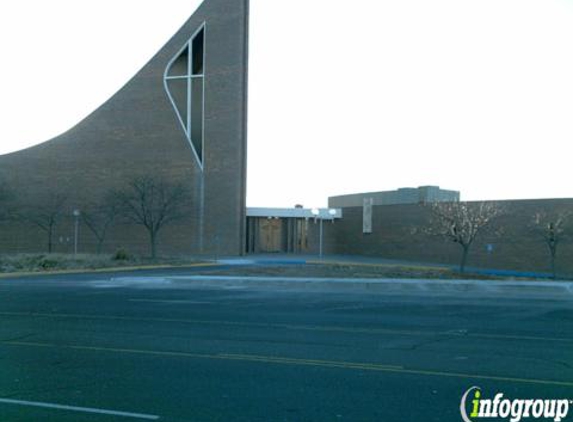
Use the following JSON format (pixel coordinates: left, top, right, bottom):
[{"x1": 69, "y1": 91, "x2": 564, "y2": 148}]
[{"x1": 0, "y1": 0, "x2": 249, "y2": 256}]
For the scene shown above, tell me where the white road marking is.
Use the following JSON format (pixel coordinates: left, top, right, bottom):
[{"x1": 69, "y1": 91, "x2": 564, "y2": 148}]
[
  {"x1": 129, "y1": 299, "x2": 211, "y2": 304},
  {"x1": 0, "y1": 398, "x2": 160, "y2": 420}
]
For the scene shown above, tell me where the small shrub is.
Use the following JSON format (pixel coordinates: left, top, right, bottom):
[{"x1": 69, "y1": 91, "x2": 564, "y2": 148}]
[
  {"x1": 38, "y1": 257, "x2": 60, "y2": 270},
  {"x1": 113, "y1": 248, "x2": 130, "y2": 261}
]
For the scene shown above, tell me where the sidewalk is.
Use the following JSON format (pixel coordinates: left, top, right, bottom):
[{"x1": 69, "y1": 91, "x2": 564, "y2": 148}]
[{"x1": 107, "y1": 274, "x2": 573, "y2": 298}]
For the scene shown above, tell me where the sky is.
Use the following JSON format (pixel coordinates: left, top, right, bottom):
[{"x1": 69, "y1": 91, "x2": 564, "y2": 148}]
[{"x1": 1, "y1": 0, "x2": 573, "y2": 208}]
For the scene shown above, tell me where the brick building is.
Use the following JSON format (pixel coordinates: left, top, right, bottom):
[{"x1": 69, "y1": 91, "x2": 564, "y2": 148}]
[
  {"x1": 1, "y1": 0, "x2": 572, "y2": 276},
  {"x1": 0, "y1": 0, "x2": 249, "y2": 256}
]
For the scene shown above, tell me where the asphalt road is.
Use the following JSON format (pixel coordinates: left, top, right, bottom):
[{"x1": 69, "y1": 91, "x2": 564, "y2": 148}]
[{"x1": 0, "y1": 269, "x2": 572, "y2": 421}]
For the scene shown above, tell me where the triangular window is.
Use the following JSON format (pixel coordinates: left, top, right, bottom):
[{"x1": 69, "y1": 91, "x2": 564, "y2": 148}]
[
  {"x1": 168, "y1": 46, "x2": 189, "y2": 77},
  {"x1": 164, "y1": 24, "x2": 205, "y2": 168}
]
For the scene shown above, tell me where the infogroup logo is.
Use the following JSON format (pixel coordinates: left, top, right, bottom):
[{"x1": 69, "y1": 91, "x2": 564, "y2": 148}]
[{"x1": 460, "y1": 387, "x2": 571, "y2": 422}]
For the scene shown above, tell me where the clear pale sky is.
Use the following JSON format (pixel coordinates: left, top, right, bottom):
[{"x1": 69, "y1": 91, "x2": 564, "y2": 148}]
[{"x1": 1, "y1": 0, "x2": 572, "y2": 207}]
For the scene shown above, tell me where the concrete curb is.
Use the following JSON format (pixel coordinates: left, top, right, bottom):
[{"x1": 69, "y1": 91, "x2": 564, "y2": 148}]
[{"x1": 106, "y1": 275, "x2": 573, "y2": 297}]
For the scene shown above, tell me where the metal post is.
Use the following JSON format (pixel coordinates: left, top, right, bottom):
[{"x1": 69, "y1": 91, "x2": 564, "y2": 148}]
[
  {"x1": 199, "y1": 174, "x2": 204, "y2": 254},
  {"x1": 73, "y1": 209, "x2": 80, "y2": 256},
  {"x1": 319, "y1": 217, "x2": 323, "y2": 259}
]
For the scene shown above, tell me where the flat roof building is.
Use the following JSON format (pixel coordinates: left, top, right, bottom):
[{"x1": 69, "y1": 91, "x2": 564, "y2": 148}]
[{"x1": 328, "y1": 186, "x2": 460, "y2": 208}]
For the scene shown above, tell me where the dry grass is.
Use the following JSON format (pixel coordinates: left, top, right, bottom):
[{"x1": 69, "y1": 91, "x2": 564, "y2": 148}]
[
  {"x1": 0, "y1": 253, "x2": 204, "y2": 273},
  {"x1": 201, "y1": 263, "x2": 504, "y2": 280},
  {"x1": 0, "y1": 254, "x2": 536, "y2": 280}
]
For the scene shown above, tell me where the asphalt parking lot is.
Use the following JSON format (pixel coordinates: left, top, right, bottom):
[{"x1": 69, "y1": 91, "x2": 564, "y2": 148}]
[{"x1": 0, "y1": 269, "x2": 572, "y2": 421}]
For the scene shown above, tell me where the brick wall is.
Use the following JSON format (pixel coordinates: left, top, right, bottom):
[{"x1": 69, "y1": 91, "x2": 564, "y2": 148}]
[
  {"x1": 0, "y1": 0, "x2": 248, "y2": 257},
  {"x1": 326, "y1": 199, "x2": 573, "y2": 275}
]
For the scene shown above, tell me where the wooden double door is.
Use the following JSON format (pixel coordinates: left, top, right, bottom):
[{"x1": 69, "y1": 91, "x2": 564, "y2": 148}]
[
  {"x1": 247, "y1": 217, "x2": 309, "y2": 254},
  {"x1": 260, "y1": 218, "x2": 282, "y2": 252}
]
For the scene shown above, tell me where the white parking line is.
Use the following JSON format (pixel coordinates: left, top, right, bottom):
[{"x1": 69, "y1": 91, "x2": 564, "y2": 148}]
[{"x1": 0, "y1": 398, "x2": 160, "y2": 420}]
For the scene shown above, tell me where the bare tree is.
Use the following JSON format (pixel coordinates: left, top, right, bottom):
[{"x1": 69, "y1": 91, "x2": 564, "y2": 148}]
[
  {"x1": 427, "y1": 201, "x2": 504, "y2": 273},
  {"x1": 81, "y1": 193, "x2": 121, "y2": 254},
  {"x1": 24, "y1": 194, "x2": 68, "y2": 253},
  {"x1": 531, "y1": 211, "x2": 570, "y2": 279},
  {"x1": 114, "y1": 175, "x2": 190, "y2": 259}
]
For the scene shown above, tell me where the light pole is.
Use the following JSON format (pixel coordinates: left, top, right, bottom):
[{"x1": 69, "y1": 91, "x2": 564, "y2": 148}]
[
  {"x1": 73, "y1": 209, "x2": 80, "y2": 256},
  {"x1": 310, "y1": 208, "x2": 336, "y2": 259},
  {"x1": 311, "y1": 208, "x2": 337, "y2": 260},
  {"x1": 311, "y1": 208, "x2": 322, "y2": 259}
]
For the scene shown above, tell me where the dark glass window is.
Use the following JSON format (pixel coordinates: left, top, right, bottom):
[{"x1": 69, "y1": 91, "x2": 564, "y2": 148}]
[
  {"x1": 167, "y1": 46, "x2": 189, "y2": 77},
  {"x1": 166, "y1": 79, "x2": 189, "y2": 134},
  {"x1": 191, "y1": 78, "x2": 204, "y2": 162},
  {"x1": 192, "y1": 29, "x2": 204, "y2": 75}
]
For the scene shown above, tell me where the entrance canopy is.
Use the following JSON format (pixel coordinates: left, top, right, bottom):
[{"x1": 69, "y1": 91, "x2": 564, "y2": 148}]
[{"x1": 245, "y1": 207, "x2": 342, "y2": 254}]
